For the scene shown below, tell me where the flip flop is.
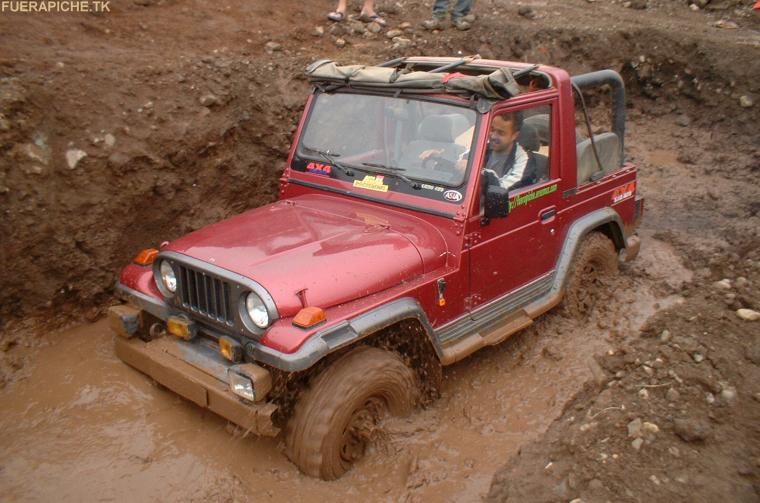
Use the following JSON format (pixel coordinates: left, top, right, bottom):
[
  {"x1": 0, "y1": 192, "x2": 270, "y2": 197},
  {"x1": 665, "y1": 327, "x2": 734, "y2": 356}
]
[
  {"x1": 327, "y1": 11, "x2": 345, "y2": 22},
  {"x1": 360, "y1": 13, "x2": 387, "y2": 27}
]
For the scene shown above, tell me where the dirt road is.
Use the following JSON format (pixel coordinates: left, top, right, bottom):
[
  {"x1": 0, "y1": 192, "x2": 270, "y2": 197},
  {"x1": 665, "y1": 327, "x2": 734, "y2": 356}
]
[{"x1": 0, "y1": 0, "x2": 759, "y2": 500}]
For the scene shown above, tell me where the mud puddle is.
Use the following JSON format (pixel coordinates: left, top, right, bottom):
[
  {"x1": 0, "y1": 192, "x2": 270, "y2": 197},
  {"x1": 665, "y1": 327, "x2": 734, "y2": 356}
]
[{"x1": 0, "y1": 237, "x2": 690, "y2": 502}]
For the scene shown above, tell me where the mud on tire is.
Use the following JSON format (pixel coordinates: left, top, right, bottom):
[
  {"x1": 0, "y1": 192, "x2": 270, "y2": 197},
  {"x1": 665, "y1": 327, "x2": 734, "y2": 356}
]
[
  {"x1": 563, "y1": 232, "x2": 619, "y2": 316},
  {"x1": 285, "y1": 346, "x2": 418, "y2": 480}
]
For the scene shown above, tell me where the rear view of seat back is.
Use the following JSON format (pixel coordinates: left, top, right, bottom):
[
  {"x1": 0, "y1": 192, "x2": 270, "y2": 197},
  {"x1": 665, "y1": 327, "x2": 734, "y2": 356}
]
[
  {"x1": 576, "y1": 132, "x2": 621, "y2": 186},
  {"x1": 399, "y1": 114, "x2": 468, "y2": 169}
]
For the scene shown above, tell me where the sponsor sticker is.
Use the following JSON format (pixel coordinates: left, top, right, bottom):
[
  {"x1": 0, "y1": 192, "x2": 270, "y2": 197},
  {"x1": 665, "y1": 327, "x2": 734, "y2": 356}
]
[
  {"x1": 508, "y1": 183, "x2": 558, "y2": 211},
  {"x1": 612, "y1": 181, "x2": 636, "y2": 203},
  {"x1": 443, "y1": 190, "x2": 463, "y2": 202},
  {"x1": 306, "y1": 162, "x2": 332, "y2": 176},
  {"x1": 421, "y1": 183, "x2": 444, "y2": 192},
  {"x1": 353, "y1": 175, "x2": 388, "y2": 193}
]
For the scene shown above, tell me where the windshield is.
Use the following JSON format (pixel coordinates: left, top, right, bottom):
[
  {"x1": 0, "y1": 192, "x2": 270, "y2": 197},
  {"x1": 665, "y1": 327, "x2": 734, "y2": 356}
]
[{"x1": 294, "y1": 92, "x2": 478, "y2": 199}]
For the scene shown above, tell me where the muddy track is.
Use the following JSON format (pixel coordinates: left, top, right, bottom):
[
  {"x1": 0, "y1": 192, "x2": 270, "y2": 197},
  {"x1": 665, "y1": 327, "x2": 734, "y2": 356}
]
[{"x1": 0, "y1": 0, "x2": 759, "y2": 500}]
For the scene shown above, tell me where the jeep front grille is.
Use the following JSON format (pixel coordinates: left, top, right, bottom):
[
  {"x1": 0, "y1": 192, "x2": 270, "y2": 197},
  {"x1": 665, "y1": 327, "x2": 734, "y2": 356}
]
[{"x1": 177, "y1": 265, "x2": 234, "y2": 326}]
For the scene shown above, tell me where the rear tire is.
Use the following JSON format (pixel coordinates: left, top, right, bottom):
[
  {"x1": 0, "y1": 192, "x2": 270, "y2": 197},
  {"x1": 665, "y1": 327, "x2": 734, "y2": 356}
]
[
  {"x1": 285, "y1": 346, "x2": 418, "y2": 480},
  {"x1": 564, "y1": 232, "x2": 619, "y2": 317}
]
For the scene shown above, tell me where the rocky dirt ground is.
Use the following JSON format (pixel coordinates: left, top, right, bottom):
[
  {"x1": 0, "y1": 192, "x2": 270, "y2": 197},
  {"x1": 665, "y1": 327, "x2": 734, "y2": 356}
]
[{"x1": 0, "y1": 0, "x2": 759, "y2": 501}]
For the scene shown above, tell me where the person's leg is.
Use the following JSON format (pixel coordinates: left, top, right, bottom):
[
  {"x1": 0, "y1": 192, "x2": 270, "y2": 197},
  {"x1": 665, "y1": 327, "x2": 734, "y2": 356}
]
[
  {"x1": 452, "y1": 0, "x2": 473, "y2": 19},
  {"x1": 360, "y1": 0, "x2": 375, "y2": 16},
  {"x1": 328, "y1": 0, "x2": 347, "y2": 21},
  {"x1": 432, "y1": 0, "x2": 449, "y2": 19},
  {"x1": 360, "y1": 0, "x2": 387, "y2": 26}
]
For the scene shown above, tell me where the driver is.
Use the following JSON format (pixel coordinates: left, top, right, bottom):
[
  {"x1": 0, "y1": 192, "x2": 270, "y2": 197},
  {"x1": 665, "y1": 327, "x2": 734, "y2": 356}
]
[{"x1": 420, "y1": 111, "x2": 536, "y2": 191}]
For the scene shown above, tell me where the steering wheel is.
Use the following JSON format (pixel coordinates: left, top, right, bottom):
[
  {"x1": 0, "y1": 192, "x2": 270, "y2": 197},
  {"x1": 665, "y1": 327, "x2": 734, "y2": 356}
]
[{"x1": 422, "y1": 155, "x2": 455, "y2": 171}]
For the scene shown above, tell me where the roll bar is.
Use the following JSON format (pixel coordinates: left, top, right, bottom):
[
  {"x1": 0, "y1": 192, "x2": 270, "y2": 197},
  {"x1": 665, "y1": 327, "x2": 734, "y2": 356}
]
[{"x1": 571, "y1": 70, "x2": 626, "y2": 154}]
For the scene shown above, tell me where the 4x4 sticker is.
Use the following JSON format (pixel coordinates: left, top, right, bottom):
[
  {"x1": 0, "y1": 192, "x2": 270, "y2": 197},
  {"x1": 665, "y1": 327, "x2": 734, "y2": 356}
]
[
  {"x1": 443, "y1": 190, "x2": 463, "y2": 202},
  {"x1": 306, "y1": 162, "x2": 332, "y2": 176},
  {"x1": 353, "y1": 175, "x2": 388, "y2": 193},
  {"x1": 509, "y1": 183, "x2": 558, "y2": 211},
  {"x1": 612, "y1": 181, "x2": 636, "y2": 203}
]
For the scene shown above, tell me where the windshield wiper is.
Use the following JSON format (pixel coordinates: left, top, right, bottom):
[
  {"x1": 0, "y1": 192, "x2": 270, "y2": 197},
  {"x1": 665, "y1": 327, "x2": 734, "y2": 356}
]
[
  {"x1": 301, "y1": 145, "x2": 354, "y2": 177},
  {"x1": 361, "y1": 162, "x2": 421, "y2": 190}
]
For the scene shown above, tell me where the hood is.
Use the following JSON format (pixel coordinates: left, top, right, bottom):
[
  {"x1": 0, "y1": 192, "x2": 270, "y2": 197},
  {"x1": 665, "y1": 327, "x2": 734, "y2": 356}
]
[{"x1": 164, "y1": 194, "x2": 448, "y2": 317}]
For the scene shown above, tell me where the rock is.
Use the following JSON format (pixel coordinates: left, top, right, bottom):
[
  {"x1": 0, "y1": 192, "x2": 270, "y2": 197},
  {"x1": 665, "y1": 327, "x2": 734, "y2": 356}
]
[
  {"x1": 674, "y1": 418, "x2": 711, "y2": 442},
  {"x1": 335, "y1": 38, "x2": 347, "y2": 48},
  {"x1": 706, "y1": 392, "x2": 716, "y2": 404},
  {"x1": 399, "y1": 22, "x2": 413, "y2": 30},
  {"x1": 660, "y1": 329, "x2": 671, "y2": 342},
  {"x1": 714, "y1": 279, "x2": 732, "y2": 289},
  {"x1": 692, "y1": 352, "x2": 705, "y2": 363},
  {"x1": 313, "y1": 26, "x2": 325, "y2": 37},
  {"x1": 367, "y1": 21, "x2": 382, "y2": 33},
  {"x1": 386, "y1": 29, "x2": 403, "y2": 38},
  {"x1": 735, "y1": 277, "x2": 749, "y2": 288},
  {"x1": 588, "y1": 479, "x2": 604, "y2": 490},
  {"x1": 639, "y1": 389, "x2": 650, "y2": 400},
  {"x1": 746, "y1": 344, "x2": 760, "y2": 365},
  {"x1": 642, "y1": 422, "x2": 660, "y2": 435},
  {"x1": 713, "y1": 19, "x2": 738, "y2": 29},
  {"x1": 104, "y1": 133, "x2": 116, "y2": 148},
  {"x1": 690, "y1": 3, "x2": 700, "y2": 10},
  {"x1": 627, "y1": 418, "x2": 642, "y2": 438},
  {"x1": 675, "y1": 114, "x2": 691, "y2": 127},
  {"x1": 517, "y1": 6, "x2": 537, "y2": 18},
  {"x1": 642, "y1": 365, "x2": 654, "y2": 376},
  {"x1": 264, "y1": 41, "x2": 282, "y2": 54},
  {"x1": 348, "y1": 20, "x2": 366, "y2": 33},
  {"x1": 65, "y1": 149, "x2": 87, "y2": 169},
  {"x1": 199, "y1": 94, "x2": 220, "y2": 107},
  {"x1": 629, "y1": 0, "x2": 648, "y2": 8},
  {"x1": 391, "y1": 37, "x2": 413, "y2": 50},
  {"x1": 720, "y1": 386, "x2": 737, "y2": 403},
  {"x1": 632, "y1": 437, "x2": 644, "y2": 450},
  {"x1": 667, "y1": 388, "x2": 681, "y2": 402},
  {"x1": 739, "y1": 95, "x2": 754, "y2": 108},
  {"x1": 737, "y1": 309, "x2": 760, "y2": 321}
]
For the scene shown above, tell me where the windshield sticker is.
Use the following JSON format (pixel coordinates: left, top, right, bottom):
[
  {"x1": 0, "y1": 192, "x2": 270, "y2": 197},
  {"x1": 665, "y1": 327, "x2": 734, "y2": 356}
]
[
  {"x1": 306, "y1": 162, "x2": 332, "y2": 176},
  {"x1": 509, "y1": 183, "x2": 558, "y2": 211},
  {"x1": 612, "y1": 181, "x2": 636, "y2": 203},
  {"x1": 353, "y1": 175, "x2": 389, "y2": 193},
  {"x1": 421, "y1": 183, "x2": 444, "y2": 192},
  {"x1": 443, "y1": 190, "x2": 463, "y2": 202}
]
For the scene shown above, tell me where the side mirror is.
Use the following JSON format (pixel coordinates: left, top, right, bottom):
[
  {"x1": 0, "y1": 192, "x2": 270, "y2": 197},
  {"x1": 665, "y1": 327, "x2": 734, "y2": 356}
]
[{"x1": 484, "y1": 184, "x2": 510, "y2": 220}]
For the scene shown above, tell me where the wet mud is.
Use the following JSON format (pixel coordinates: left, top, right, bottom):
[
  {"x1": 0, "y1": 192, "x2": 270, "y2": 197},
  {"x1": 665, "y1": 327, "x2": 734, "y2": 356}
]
[{"x1": 0, "y1": 238, "x2": 688, "y2": 502}]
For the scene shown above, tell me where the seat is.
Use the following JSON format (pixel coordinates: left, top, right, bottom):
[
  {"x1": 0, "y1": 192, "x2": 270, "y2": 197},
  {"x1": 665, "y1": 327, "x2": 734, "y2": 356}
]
[
  {"x1": 399, "y1": 114, "x2": 468, "y2": 170},
  {"x1": 576, "y1": 132, "x2": 622, "y2": 185}
]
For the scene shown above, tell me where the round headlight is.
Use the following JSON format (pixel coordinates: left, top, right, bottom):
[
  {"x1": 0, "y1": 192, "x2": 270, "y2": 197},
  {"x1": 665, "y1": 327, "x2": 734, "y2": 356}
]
[
  {"x1": 245, "y1": 292, "x2": 269, "y2": 328},
  {"x1": 160, "y1": 261, "x2": 177, "y2": 293}
]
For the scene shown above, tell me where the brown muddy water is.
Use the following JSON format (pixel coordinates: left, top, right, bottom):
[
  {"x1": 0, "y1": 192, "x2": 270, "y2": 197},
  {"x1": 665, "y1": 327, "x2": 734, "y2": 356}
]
[{"x1": 0, "y1": 236, "x2": 690, "y2": 502}]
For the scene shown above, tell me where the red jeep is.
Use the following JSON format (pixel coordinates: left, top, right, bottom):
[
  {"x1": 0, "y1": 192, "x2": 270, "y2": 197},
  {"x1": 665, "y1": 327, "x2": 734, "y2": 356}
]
[{"x1": 109, "y1": 56, "x2": 643, "y2": 480}]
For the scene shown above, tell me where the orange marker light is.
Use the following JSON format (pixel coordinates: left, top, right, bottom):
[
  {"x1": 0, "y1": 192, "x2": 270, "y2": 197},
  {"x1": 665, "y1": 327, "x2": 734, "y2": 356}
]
[
  {"x1": 133, "y1": 248, "x2": 159, "y2": 266},
  {"x1": 293, "y1": 306, "x2": 326, "y2": 329}
]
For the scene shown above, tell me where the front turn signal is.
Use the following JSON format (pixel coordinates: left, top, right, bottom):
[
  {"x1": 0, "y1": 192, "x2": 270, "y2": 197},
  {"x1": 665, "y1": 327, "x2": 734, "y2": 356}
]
[
  {"x1": 133, "y1": 248, "x2": 159, "y2": 266},
  {"x1": 292, "y1": 306, "x2": 326, "y2": 329}
]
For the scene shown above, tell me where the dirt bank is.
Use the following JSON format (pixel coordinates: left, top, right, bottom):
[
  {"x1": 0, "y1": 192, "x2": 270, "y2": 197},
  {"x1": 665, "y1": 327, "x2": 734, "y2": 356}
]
[{"x1": 0, "y1": 0, "x2": 759, "y2": 500}]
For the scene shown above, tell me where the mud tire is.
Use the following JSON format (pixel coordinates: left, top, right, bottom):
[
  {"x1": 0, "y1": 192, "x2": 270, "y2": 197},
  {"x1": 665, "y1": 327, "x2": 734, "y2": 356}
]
[
  {"x1": 564, "y1": 232, "x2": 619, "y2": 317},
  {"x1": 285, "y1": 346, "x2": 418, "y2": 480}
]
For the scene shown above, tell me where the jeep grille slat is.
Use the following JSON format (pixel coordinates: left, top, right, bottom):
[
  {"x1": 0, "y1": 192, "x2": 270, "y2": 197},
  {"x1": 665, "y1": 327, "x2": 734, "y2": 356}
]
[{"x1": 177, "y1": 264, "x2": 234, "y2": 326}]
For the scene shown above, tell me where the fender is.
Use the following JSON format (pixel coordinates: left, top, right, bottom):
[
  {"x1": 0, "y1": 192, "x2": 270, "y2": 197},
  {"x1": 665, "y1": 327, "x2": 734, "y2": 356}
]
[
  {"x1": 524, "y1": 206, "x2": 625, "y2": 318},
  {"x1": 245, "y1": 297, "x2": 443, "y2": 372}
]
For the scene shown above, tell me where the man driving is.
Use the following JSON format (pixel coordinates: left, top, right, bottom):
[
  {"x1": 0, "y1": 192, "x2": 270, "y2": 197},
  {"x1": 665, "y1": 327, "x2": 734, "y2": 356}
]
[
  {"x1": 481, "y1": 111, "x2": 537, "y2": 191},
  {"x1": 419, "y1": 110, "x2": 536, "y2": 191}
]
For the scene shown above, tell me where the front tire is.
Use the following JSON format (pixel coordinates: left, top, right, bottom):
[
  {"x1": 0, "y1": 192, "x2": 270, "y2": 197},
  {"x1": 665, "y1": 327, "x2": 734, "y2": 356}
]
[
  {"x1": 563, "y1": 232, "x2": 619, "y2": 316},
  {"x1": 285, "y1": 346, "x2": 418, "y2": 480}
]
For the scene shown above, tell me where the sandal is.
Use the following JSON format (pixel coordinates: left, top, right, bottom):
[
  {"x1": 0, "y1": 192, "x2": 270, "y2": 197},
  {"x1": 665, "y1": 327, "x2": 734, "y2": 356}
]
[
  {"x1": 327, "y1": 11, "x2": 345, "y2": 22},
  {"x1": 360, "y1": 13, "x2": 387, "y2": 27}
]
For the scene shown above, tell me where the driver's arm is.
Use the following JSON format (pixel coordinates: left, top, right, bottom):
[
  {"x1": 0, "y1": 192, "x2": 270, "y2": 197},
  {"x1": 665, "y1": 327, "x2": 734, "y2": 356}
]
[{"x1": 418, "y1": 148, "x2": 444, "y2": 160}]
